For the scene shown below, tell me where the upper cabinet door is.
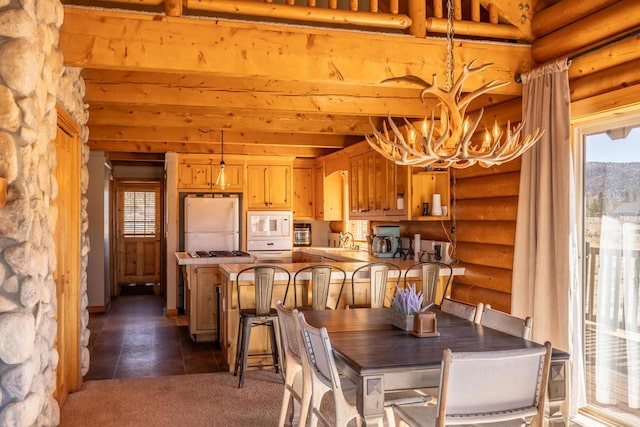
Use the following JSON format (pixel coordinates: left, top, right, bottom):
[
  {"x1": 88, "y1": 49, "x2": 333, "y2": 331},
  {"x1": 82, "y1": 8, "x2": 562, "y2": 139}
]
[
  {"x1": 246, "y1": 163, "x2": 292, "y2": 210},
  {"x1": 178, "y1": 159, "x2": 212, "y2": 190},
  {"x1": 293, "y1": 166, "x2": 314, "y2": 219},
  {"x1": 268, "y1": 165, "x2": 292, "y2": 209}
]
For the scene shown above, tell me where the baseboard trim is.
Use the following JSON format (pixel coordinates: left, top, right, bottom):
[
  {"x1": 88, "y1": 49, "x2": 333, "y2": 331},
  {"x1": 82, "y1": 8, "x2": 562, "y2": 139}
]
[
  {"x1": 88, "y1": 305, "x2": 108, "y2": 314},
  {"x1": 165, "y1": 308, "x2": 178, "y2": 317}
]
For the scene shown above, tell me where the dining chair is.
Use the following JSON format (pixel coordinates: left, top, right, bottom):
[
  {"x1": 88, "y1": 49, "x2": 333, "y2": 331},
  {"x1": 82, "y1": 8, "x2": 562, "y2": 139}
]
[
  {"x1": 233, "y1": 265, "x2": 290, "y2": 388},
  {"x1": 296, "y1": 311, "x2": 362, "y2": 427},
  {"x1": 275, "y1": 301, "x2": 311, "y2": 427},
  {"x1": 480, "y1": 304, "x2": 533, "y2": 339},
  {"x1": 286, "y1": 264, "x2": 347, "y2": 310},
  {"x1": 393, "y1": 342, "x2": 552, "y2": 427},
  {"x1": 440, "y1": 297, "x2": 483, "y2": 324},
  {"x1": 350, "y1": 261, "x2": 401, "y2": 308}
]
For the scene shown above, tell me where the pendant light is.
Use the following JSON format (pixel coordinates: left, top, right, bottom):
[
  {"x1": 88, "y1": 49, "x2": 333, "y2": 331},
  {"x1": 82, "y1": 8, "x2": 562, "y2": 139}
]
[{"x1": 214, "y1": 131, "x2": 228, "y2": 189}]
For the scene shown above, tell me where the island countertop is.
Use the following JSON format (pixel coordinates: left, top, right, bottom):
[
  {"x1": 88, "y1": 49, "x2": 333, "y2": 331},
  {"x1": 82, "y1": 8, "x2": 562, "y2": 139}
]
[{"x1": 175, "y1": 252, "x2": 255, "y2": 265}]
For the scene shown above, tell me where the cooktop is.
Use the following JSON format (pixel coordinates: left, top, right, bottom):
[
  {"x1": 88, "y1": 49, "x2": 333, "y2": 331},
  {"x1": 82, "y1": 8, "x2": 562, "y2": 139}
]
[{"x1": 191, "y1": 250, "x2": 252, "y2": 258}]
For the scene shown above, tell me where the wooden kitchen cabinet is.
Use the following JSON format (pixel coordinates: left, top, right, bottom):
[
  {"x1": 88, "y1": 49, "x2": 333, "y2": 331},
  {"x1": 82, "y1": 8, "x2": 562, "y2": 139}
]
[
  {"x1": 348, "y1": 149, "x2": 409, "y2": 220},
  {"x1": 178, "y1": 157, "x2": 212, "y2": 190},
  {"x1": 211, "y1": 163, "x2": 244, "y2": 192},
  {"x1": 293, "y1": 162, "x2": 314, "y2": 219},
  {"x1": 246, "y1": 162, "x2": 292, "y2": 210},
  {"x1": 184, "y1": 265, "x2": 220, "y2": 342},
  {"x1": 349, "y1": 152, "x2": 367, "y2": 218},
  {"x1": 383, "y1": 162, "x2": 409, "y2": 218},
  {"x1": 314, "y1": 162, "x2": 343, "y2": 221},
  {"x1": 178, "y1": 154, "x2": 244, "y2": 191}
]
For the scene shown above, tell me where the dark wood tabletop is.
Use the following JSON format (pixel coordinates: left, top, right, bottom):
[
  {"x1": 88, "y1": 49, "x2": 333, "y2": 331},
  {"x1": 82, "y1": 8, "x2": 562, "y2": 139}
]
[{"x1": 302, "y1": 308, "x2": 570, "y2": 373}]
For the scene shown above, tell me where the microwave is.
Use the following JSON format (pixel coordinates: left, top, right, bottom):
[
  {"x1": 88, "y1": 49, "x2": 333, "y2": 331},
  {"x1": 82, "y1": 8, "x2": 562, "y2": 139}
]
[{"x1": 247, "y1": 211, "x2": 293, "y2": 239}]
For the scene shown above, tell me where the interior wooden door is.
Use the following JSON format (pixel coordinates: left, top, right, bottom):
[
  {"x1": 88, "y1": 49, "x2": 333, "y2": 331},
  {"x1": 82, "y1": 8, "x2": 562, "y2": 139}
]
[
  {"x1": 115, "y1": 181, "x2": 162, "y2": 287},
  {"x1": 53, "y1": 106, "x2": 82, "y2": 406}
]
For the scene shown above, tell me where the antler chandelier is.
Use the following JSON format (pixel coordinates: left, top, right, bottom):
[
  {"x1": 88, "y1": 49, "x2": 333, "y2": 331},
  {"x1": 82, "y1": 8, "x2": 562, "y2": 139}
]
[{"x1": 366, "y1": 1, "x2": 542, "y2": 169}]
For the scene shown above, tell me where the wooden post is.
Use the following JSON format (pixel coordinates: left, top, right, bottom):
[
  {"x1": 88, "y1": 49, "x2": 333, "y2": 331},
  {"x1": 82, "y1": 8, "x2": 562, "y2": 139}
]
[
  {"x1": 453, "y1": 0, "x2": 461, "y2": 20},
  {"x1": 389, "y1": 0, "x2": 398, "y2": 15},
  {"x1": 164, "y1": 0, "x2": 182, "y2": 16},
  {"x1": 471, "y1": 0, "x2": 480, "y2": 22},
  {"x1": 488, "y1": 3, "x2": 498, "y2": 24},
  {"x1": 408, "y1": 0, "x2": 426, "y2": 37},
  {"x1": 433, "y1": 0, "x2": 443, "y2": 19}
]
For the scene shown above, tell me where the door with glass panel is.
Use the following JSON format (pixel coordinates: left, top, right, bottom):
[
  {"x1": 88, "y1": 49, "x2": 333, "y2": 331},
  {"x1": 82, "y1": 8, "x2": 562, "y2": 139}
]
[
  {"x1": 580, "y1": 117, "x2": 640, "y2": 425},
  {"x1": 115, "y1": 181, "x2": 162, "y2": 289}
]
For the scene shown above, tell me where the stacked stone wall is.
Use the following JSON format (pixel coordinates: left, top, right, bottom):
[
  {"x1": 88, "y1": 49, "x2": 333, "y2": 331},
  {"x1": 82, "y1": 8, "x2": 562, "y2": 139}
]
[{"x1": 0, "y1": 0, "x2": 90, "y2": 423}]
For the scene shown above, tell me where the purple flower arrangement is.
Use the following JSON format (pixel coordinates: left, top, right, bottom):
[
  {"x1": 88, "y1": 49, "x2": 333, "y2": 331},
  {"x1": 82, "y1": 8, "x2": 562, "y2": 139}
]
[{"x1": 389, "y1": 283, "x2": 431, "y2": 315}]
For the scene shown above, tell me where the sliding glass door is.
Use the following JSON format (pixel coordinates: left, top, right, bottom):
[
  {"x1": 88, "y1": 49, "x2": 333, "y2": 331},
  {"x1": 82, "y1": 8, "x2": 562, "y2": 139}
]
[{"x1": 578, "y1": 115, "x2": 640, "y2": 425}]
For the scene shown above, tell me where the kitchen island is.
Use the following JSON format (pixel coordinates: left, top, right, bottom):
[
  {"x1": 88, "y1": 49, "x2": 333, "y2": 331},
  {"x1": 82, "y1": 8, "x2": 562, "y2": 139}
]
[
  {"x1": 218, "y1": 258, "x2": 465, "y2": 370},
  {"x1": 175, "y1": 251, "x2": 254, "y2": 342}
]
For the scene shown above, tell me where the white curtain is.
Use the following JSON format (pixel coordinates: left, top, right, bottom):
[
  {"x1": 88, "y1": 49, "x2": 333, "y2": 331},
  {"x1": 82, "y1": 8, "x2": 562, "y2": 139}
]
[
  {"x1": 512, "y1": 59, "x2": 586, "y2": 417},
  {"x1": 596, "y1": 217, "x2": 640, "y2": 408}
]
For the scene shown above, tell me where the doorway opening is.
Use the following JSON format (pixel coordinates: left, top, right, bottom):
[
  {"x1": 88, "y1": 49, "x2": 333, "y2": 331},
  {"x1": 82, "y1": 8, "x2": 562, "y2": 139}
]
[{"x1": 114, "y1": 180, "x2": 163, "y2": 297}]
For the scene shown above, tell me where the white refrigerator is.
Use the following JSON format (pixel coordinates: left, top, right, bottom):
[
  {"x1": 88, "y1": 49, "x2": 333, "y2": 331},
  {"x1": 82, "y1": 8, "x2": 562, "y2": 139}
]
[{"x1": 184, "y1": 195, "x2": 240, "y2": 252}]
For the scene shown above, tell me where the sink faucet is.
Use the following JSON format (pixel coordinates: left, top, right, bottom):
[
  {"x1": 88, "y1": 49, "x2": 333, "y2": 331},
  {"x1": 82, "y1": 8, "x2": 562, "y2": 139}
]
[{"x1": 339, "y1": 232, "x2": 355, "y2": 249}]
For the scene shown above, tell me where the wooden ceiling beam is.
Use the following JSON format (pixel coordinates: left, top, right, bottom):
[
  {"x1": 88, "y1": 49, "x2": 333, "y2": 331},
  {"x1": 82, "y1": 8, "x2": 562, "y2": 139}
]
[
  {"x1": 84, "y1": 76, "x2": 513, "y2": 118},
  {"x1": 87, "y1": 139, "x2": 333, "y2": 157},
  {"x1": 60, "y1": 7, "x2": 529, "y2": 96},
  {"x1": 87, "y1": 125, "x2": 351, "y2": 147},
  {"x1": 87, "y1": 103, "x2": 378, "y2": 135},
  {"x1": 85, "y1": 78, "x2": 427, "y2": 118}
]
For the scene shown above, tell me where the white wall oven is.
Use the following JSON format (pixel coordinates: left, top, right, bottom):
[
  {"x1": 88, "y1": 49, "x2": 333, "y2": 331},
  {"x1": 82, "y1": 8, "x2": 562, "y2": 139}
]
[{"x1": 246, "y1": 211, "x2": 293, "y2": 263}]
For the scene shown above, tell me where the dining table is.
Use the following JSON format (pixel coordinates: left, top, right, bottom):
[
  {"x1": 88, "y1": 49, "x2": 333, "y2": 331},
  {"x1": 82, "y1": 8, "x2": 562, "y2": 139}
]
[{"x1": 302, "y1": 308, "x2": 570, "y2": 426}]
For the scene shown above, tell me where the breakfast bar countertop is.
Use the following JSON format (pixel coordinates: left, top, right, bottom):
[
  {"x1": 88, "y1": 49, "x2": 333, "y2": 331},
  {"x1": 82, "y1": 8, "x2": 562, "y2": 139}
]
[{"x1": 175, "y1": 252, "x2": 255, "y2": 265}]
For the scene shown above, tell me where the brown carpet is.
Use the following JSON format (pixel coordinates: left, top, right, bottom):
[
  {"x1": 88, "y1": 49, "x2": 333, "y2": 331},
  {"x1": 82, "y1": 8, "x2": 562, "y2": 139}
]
[{"x1": 60, "y1": 370, "x2": 284, "y2": 426}]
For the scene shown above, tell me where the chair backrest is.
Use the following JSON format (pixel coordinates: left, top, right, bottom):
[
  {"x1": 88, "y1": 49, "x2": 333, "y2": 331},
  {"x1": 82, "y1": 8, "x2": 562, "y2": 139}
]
[
  {"x1": 351, "y1": 262, "x2": 401, "y2": 308},
  {"x1": 436, "y1": 342, "x2": 552, "y2": 426},
  {"x1": 440, "y1": 298, "x2": 483, "y2": 324},
  {"x1": 480, "y1": 304, "x2": 532, "y2": 339},
  {"x1": 275, "y1": 301, "x2": 302, "y2": 364},
  {"x1": 297, "y1": 311, "x2": 341, "y2": 391},
  {"x1": 236, "y1": 265, "x2": 291, "y2": 316},
  {"x1": 289, "y1": 265, "x2": 347, "y2": 310},
  {"x1": 403, "y1": 262, "x2": 439, "y2": 308}
]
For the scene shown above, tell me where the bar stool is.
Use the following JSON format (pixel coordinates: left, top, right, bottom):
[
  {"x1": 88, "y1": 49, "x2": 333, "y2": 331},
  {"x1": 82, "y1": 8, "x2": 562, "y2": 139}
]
[
  {"x1": 286, "y1": 264, "x2": 347, "y2": 310},
  {"x1": 403, "y1": 261, "x2": 452, "y2": 307},
  {"x1": 233, "y1": 264, "x2": 291, "y2": 388},
  {"x1": 349, "y1": 261, "x2": 401, "y2": 308}
]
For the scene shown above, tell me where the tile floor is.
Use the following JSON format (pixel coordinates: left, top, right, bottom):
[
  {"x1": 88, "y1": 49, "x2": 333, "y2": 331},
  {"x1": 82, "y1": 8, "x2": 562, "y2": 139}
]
[{"x1": 85, "y1": 294, "x2": 227, "y2": 380}]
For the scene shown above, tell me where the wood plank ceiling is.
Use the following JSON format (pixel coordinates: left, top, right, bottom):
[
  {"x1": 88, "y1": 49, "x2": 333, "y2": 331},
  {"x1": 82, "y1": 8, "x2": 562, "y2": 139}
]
[{"x1": 58, "y1": 0, "x2": 556, "y2": 163}]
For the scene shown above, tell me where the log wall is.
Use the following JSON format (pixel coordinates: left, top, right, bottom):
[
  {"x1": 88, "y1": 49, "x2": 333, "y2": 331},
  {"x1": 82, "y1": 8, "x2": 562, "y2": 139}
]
[{"x1": 391, "y1": 159, "x2": 521, "y2": 312}]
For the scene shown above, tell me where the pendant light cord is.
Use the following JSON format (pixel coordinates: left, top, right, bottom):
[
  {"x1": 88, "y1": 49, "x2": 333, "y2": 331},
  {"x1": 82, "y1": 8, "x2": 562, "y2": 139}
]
[
  {"x1": 220, "y1": 131, "x2": 225, "y2": 165},
  {"x1": 446, "y1": 0, "x2": 457, "y2": 264}
]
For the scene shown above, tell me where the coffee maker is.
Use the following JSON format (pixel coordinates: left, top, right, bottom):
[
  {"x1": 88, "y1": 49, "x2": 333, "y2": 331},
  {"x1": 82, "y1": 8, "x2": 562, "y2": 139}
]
[{"x1": 370, "y1": 225, "x2": 400, "y2": 258}]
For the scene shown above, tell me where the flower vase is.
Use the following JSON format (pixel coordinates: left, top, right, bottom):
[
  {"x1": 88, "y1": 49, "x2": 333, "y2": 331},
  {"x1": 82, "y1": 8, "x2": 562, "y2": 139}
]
[{"x1": 390, "y1": 310, "x2": 414, "y2": 332}]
